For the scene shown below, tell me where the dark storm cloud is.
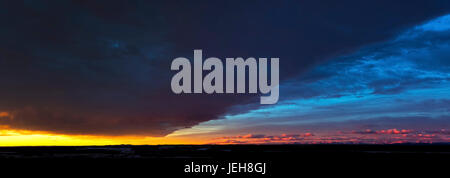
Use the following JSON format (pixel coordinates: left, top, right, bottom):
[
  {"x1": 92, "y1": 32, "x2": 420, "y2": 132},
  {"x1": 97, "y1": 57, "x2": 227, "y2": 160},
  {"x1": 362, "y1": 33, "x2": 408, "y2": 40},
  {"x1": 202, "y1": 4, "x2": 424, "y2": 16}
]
[{"x1": 0, "y1": 0, "x2": 449, "y2": 136}]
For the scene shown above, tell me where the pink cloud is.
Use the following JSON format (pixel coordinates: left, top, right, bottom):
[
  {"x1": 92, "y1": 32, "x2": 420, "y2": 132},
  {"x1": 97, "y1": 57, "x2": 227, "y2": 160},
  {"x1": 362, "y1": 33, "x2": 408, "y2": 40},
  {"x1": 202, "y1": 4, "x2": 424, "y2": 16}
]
[{"x1": 212, "y1": 129, "x2": 449, "y2": 144}]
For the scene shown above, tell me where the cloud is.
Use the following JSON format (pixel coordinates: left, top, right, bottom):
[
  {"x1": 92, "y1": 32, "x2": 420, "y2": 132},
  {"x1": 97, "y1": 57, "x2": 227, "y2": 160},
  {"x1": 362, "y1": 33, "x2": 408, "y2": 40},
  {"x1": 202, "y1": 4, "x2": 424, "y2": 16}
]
[
  {"x1": 181, "y1": 12, "x2": 450, "y2": 138},
  {"x1": 212, "y1": 128, "x2": 449, "y2": 144},
  {"x1": 214, "y1": 133, "x2": 315, "y2": 144},
  {"x1": 0, "y1": 112, "x2": 10, "y2": 118},
  {"x1": 0, "y1": 1, "x2": 449, "y2": 137},
  {"x1": 352, "y1": 129, "x2": 413, "y2": 135}
]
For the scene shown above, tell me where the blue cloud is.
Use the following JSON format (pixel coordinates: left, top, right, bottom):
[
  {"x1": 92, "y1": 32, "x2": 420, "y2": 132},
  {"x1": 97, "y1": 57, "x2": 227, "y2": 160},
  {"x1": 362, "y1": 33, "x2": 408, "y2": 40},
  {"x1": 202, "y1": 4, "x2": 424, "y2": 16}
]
[{"x1": 175, "y1": 14, "x2": 450, "y2": 136}]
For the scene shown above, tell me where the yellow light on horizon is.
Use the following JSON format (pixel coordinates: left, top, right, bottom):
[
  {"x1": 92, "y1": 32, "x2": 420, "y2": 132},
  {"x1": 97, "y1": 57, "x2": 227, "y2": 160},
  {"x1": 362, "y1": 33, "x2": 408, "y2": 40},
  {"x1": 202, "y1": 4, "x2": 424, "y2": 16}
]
[{"x1": 0, "y1": 128, "x2": 211, "y2": 146}]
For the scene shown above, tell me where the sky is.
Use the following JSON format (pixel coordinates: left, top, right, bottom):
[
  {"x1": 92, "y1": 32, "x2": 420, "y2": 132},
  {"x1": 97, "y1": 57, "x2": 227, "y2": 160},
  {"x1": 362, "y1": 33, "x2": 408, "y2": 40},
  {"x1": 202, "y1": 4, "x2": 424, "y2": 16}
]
[{"x1": 0, "y1": 0, "x2": 449, "y2": 145}]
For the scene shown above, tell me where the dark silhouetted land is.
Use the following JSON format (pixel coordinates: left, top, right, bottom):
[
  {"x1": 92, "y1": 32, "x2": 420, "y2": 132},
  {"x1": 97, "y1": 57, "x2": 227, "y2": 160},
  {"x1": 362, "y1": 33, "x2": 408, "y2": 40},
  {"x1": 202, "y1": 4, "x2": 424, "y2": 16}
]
[{"x1": 1, "y1": 144, "x2": 448, "y2": 177}]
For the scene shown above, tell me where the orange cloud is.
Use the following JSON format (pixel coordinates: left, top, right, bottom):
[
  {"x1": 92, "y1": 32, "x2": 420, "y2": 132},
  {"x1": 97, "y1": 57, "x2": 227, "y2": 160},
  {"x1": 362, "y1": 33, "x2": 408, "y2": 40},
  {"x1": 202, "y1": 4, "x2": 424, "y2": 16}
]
[{"x1": 0, "y1": 112, "x2": 10, "y2": 117}]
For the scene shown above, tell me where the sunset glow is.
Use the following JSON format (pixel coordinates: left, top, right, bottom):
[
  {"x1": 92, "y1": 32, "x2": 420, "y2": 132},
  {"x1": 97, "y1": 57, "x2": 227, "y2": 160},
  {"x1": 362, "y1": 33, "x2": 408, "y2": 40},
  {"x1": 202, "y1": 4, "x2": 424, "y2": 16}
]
[
  {"x1": 0, "y1": 127, "x2": 208, "y2": 146},
  {"x1": 0, "y1": 1, "x2": 449, "y2": 146}
]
